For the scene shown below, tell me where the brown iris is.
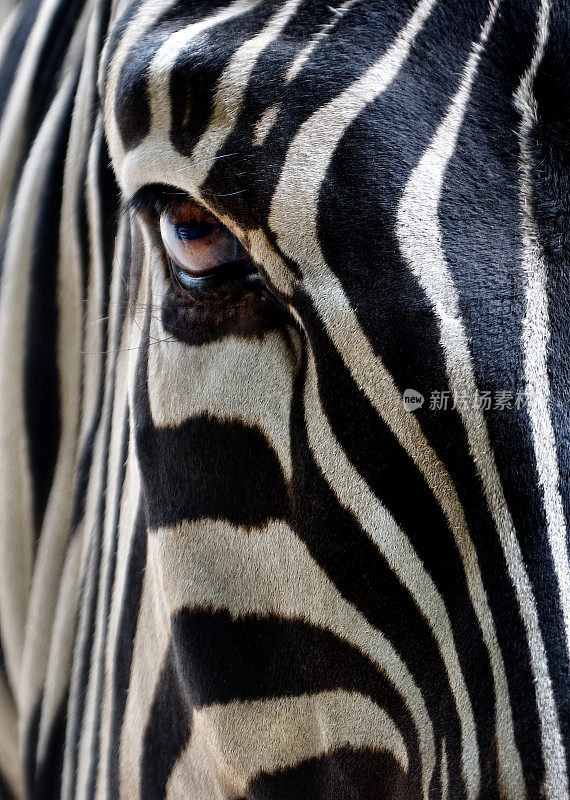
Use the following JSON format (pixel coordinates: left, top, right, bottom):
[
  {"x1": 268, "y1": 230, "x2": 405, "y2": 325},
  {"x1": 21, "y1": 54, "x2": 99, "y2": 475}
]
[{"x1": 159, "y1": 199, "x2": 249, "y2": 288}]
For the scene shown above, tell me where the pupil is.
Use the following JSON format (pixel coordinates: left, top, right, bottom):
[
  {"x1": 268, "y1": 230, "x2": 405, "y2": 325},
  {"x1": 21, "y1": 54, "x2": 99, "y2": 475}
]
[{"x1": 175, "y1": 221, "x2": 214, "y2": 241}]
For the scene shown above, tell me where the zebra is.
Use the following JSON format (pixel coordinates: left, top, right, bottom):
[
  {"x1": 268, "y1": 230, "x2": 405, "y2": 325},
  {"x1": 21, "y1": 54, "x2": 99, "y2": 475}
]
[{"x1": 0, "y1": 0, "x2": 568, "y2": 797}]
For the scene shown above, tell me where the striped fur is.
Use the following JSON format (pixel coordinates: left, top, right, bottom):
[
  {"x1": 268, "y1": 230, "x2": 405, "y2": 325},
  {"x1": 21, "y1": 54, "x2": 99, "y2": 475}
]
[{"x1": 0, "y1": 0, "x2": 569, "y2": 797}]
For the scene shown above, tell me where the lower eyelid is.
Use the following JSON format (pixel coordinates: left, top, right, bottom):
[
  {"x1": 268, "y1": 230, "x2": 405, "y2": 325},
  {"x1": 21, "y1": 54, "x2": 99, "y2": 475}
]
[
  {"x1": 172, "y1": 261, "x2": 214, "y2": 289},
  {"x1": 170, "y1": 257, "x2": 259, "y2": 295}
]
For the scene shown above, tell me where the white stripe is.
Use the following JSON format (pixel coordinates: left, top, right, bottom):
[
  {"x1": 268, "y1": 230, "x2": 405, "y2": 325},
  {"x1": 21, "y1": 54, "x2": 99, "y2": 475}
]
[
  {"x1": 155, "y1": 518, "x2": 432, "y2": 795},
  {"x1": 514, "y1": 1, "x2": 570, "y2": 795},
  {"x1": 61, "y1": 217, "x2": 129, "y2": 798},
  {"x1": 91, "y1": 225, "x2": 146, "y2": 800},
  {"x1": 95, "y1": 429, "x2": 141, "y2": 800},
  {"x1": 77, "y1": 8, "x2": 110, "y2": 450},
  {"x1": 99, "y1": 243, "x2": 166, "y2": 800},
  {"x1": 61, "y1": 516, "x2": 100, "y2": 800},
  {"x1": 0, "y1": 0, "x2": 17, "y2": 29},
  {"x1": 268, "y1": 0, "x2": 438, "y2": 278},
  {"x1": 0, "y1": 1, "x2": 22, "y2": 66},
  {"x1": 34, "y1": 4, "x2": 103, "y2": 758},
  {"x1": 165, "y1": 0, "x2": 293, "y2": 176},
  {"x1": 441, "y1": 741, "x2": 449, "y2": 800},
  {"x1": 252, "y1": 103, "x2": 279, "y2": 146},
  {"x1": 18, "y1": 34, "x2": 88, "y2": 770},
  {"x1": 119, "y1": 533, "x2": 170, "y2": 799},
  {"x1": 36, "y1": 533, "x2": 84, "y2": 767},
  {"x1": 396, "y1": 0, "x2": 565, "y2": 795},
  {"x1": 0, "y1": 670, "x2": 22, "y2": 798},
  {"x1": 167, "y1": 691, "x2": 407, "y2": 797},
  {"x1": 146, "y1": 298, "x2": 296, "y2": 478}
]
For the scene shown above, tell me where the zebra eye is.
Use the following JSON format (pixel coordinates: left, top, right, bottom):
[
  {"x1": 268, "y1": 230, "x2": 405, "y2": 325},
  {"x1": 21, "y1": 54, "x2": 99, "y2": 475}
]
[{"x1": 159, "y1": 201, "x2": 250, "y2": 291}]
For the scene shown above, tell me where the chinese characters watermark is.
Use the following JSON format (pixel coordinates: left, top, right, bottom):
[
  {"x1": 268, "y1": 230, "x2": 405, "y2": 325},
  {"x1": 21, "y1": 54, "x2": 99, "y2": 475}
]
[{"x1": 403, "y1": 388, "x2": 531, "y2": 413}]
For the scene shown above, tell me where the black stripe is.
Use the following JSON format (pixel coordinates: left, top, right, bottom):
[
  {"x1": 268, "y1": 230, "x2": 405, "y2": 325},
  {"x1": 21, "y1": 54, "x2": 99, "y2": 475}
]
[
  {"x1": 169, "y1": 0, "x2": 285, "y2": 156},
  {"x1": 98, "y1": 0, "x2": 144, "y2": 98},
  {"x1": 136, "y1": 413, "x2": 290, "y2": 528},
  {"x1": 22, "y1": 0, "x2": 86, "y2": 155},
  {"x1": 438, "y1": 1, "x2": 552, "y2": 788},
  {"x1": 243, "y1": 746, "x2": 409, "y2": 800},
  {"x1": 133, "y1": 319, "x2": 289, "y2": 528},
  {"x1": 0, "y1": 769, "x2": 15, "y2": 800},
  {"x1": 106, "y1": 312, "x2": 150, "y2": 800},
  {"x1": 139, "y1": 645, "x2": 193, "y2": 800},
  {"x1": 0, "y1": 0, "x2": 86, "y2": 219},
  {"x1": 70, "y1": 222, "x2": 130, "y2": 535},
  {"x1": 202, "y1": 0, "x2": 420, "y2": 225},
  {"x1": 63, "y1": 145, "x2": 128, "y2": 791},
  {"x1": 23, "y1": 692, "x2": 42, "y2": 800},
  {"x1": 23, "y1": 71, "x2": 77, "y2": 539},
  {"x1": 534, "y1": 0, "x2": 570, "y2": 535},
  {"x1": 141, "y1": 609, "x2": 421, "y2": 800},
  {"x1": 66, "y1": 97, "x2": 96, "y2": 534},
  {"x1": 60, "y1": 518, "x2": 102, "y2": 798},
  {"x1": 33, "y1": 692, "x2": 68, "y2": 800},
  {"x1": 97, "y1": 121, "x2": 121, "y2": 295},
  {"x1": 69, "y1": 116, "x2": 121, "y2": 536}
]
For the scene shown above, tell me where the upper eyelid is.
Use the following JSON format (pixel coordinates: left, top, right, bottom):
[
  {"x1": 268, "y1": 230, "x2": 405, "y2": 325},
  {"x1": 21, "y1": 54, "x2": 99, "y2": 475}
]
[
  {"x1": 123, "y1": 184, "x2": 190, "y2": 218},
  {"x1": 124, "y1": 186, "x2": 246, "y2": 255}
]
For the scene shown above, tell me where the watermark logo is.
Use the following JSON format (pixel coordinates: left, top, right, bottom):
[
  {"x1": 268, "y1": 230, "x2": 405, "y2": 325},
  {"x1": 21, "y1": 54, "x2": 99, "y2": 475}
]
[
  {"x1": 402, "y1": 387, "x2": 530, "y2": 412},
  {"x1": 403, "y1": 389, "x2": 425, "y2": 412}
]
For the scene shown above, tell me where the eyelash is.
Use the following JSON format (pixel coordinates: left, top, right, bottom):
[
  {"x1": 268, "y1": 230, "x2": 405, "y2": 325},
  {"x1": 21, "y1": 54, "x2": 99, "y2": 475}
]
[{"x1": 125, "y1": 184, "x2": 185, "y2": 219}]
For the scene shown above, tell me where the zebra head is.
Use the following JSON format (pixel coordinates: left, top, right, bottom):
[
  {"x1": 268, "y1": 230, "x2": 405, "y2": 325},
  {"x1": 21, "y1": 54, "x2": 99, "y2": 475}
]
[
  {"x1": 0, "y1": 0, "x2": 568, "y2": 798},
  {"x1": 95, "y1": 1, "x2": 570, "y2": 796}
]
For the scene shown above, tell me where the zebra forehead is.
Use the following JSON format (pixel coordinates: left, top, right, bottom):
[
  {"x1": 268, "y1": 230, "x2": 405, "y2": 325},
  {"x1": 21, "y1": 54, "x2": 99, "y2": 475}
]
[{"x1": 102, "y1": 0, "x2": 424, "y2": 196}]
